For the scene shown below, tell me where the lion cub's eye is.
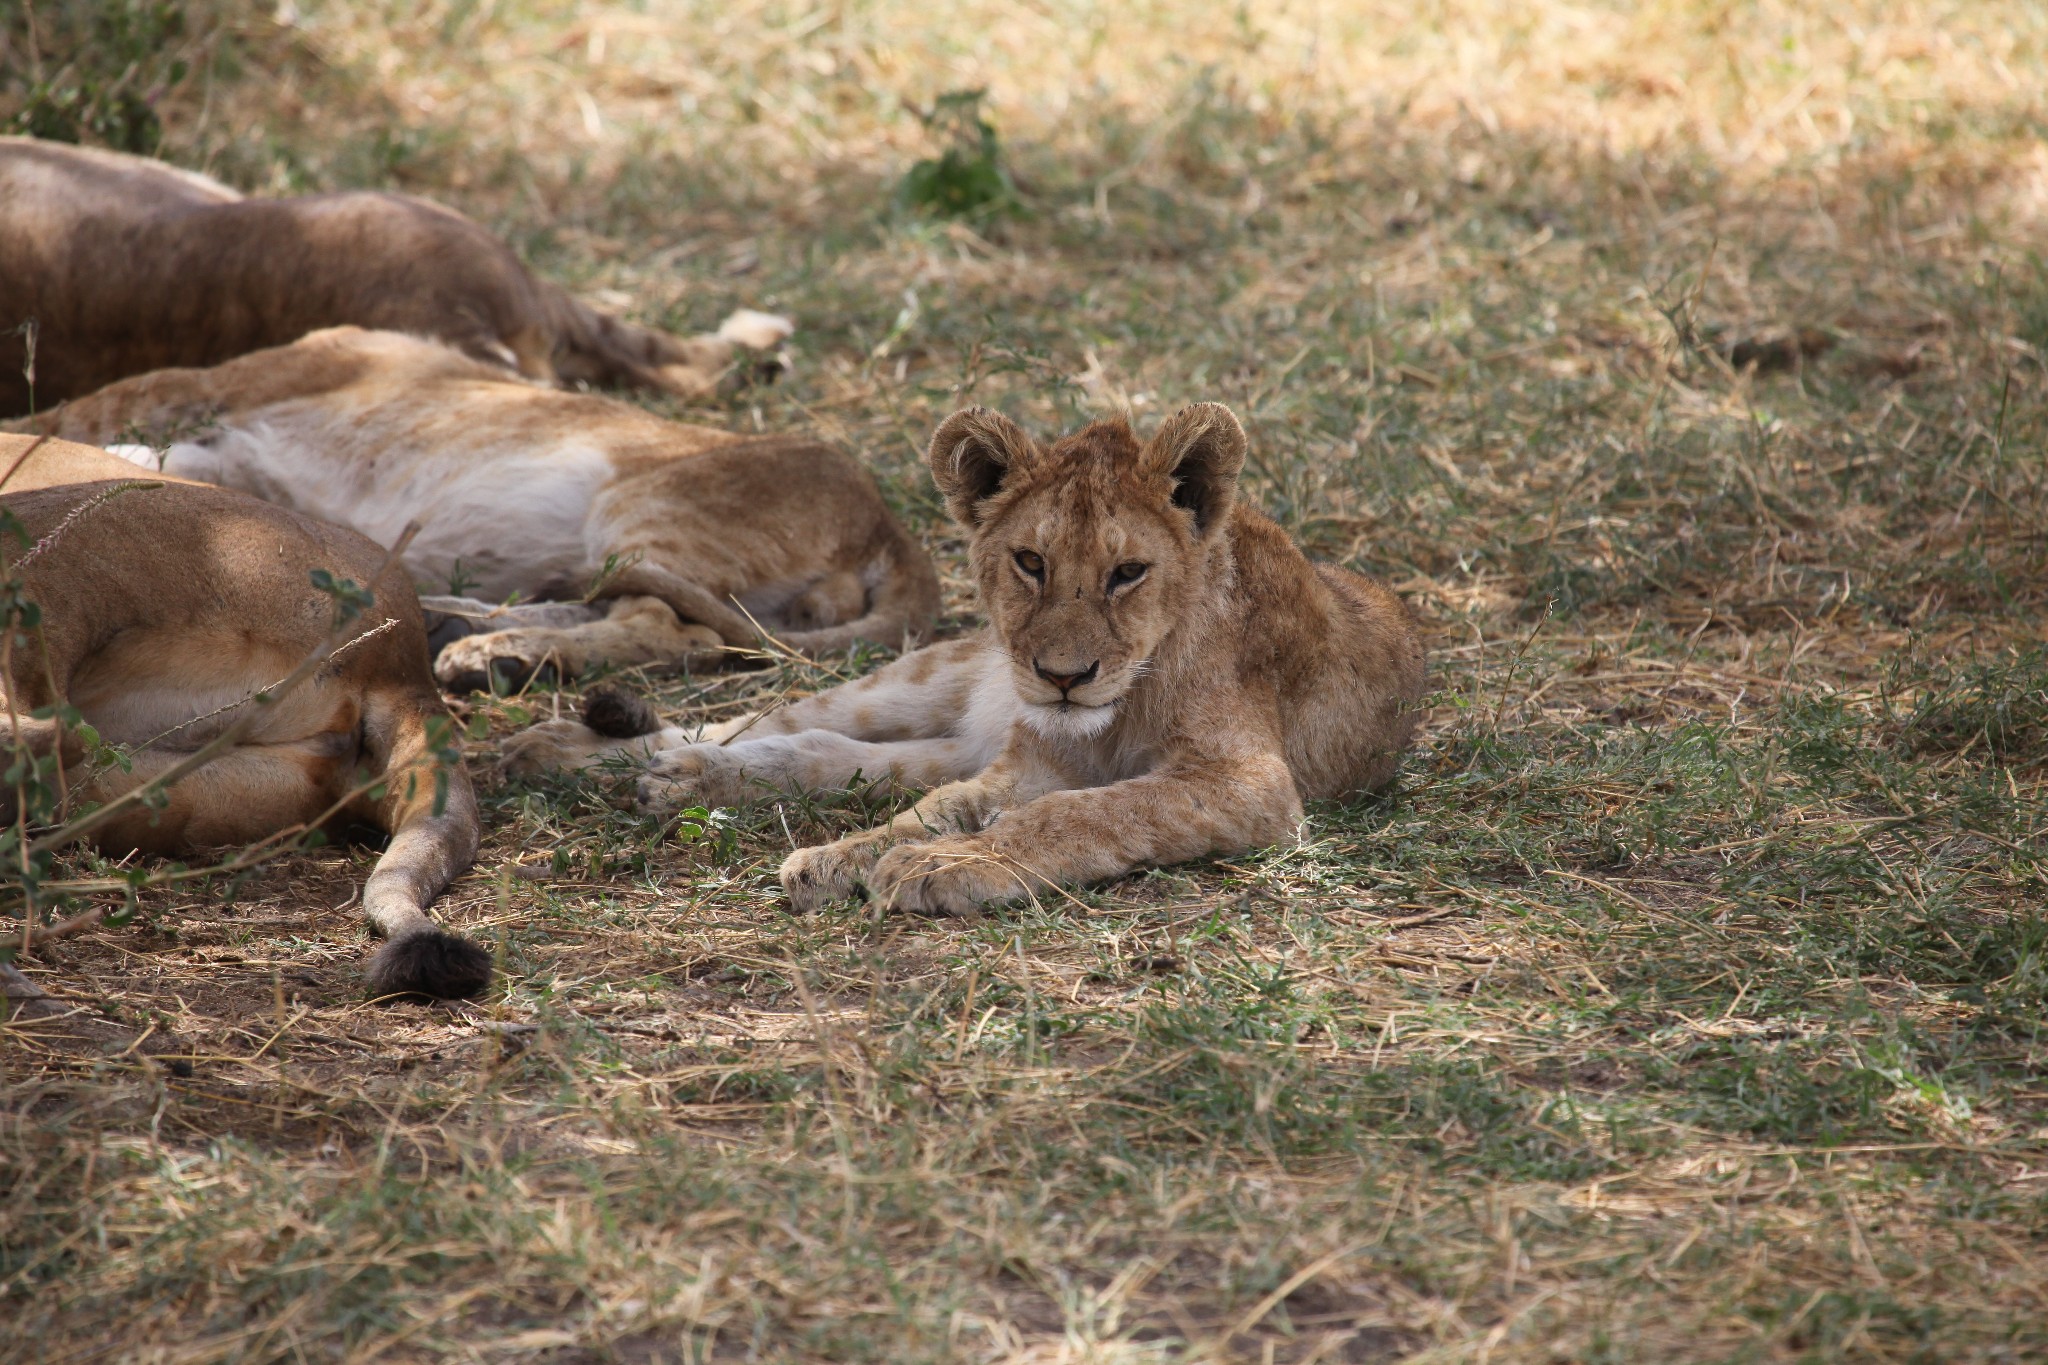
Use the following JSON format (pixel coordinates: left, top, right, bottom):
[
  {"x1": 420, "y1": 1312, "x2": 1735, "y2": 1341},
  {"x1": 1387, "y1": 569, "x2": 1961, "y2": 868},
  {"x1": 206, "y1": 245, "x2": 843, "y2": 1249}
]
[
  {"x1": 1109, "y1": 561, "x2": 1149, "y2": 589},
  {"x1": 1014, "y1": 549, "x2": 1045, "y2": 580}
]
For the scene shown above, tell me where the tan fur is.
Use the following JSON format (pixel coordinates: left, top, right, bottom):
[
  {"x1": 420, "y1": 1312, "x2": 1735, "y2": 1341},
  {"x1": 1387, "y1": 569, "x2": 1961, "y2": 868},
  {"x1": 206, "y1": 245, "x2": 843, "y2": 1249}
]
[
  {"x1": 0, "y1": 137, "x2": 787, "y2": 416},
  {"x1": 501, "y1": 635, "x2": 1006, "y2": 791},
  {"x1": 10, "y1": 328, "x2": 940, "y2": 686},
  {"x1": 0, "y1": 429, "x2": 209, "y2": 494},
  {"x1": 510, "y1": 404, "x2": 1426, "y2": 915},
  {"x1": 0, "y1": 436, "x2": 489, "y2": 997}
]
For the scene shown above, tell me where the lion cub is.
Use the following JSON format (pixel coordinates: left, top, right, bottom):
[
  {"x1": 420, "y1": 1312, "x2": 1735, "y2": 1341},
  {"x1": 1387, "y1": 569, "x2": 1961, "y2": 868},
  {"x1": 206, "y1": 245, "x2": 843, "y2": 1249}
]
[{"x1": 509, "y1": 404, "x2": 1425, "y2": 915}]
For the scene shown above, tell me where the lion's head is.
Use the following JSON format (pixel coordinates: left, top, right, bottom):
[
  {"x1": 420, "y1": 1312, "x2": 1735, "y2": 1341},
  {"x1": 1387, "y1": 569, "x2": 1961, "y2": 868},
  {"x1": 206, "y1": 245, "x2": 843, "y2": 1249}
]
[{"x1": 926, "y1": 402, "x2": 1247, "y2": 740}]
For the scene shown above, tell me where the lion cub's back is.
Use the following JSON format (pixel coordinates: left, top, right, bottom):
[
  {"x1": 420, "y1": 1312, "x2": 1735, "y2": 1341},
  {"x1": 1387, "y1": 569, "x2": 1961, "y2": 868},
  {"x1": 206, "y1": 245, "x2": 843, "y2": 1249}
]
[{"x1": 1269, "y1": 554, "x2": 1426, "y2": 802}]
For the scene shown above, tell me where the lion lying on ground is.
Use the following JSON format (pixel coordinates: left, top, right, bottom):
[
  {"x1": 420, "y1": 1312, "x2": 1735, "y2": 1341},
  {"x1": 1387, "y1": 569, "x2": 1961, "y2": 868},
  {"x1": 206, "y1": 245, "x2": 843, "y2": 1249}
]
[
  {"x1": 0, "y1": 435, "x2": 488, "y2": 999},
  {"x1": 507, "y1": 404, "x2": 1426, "y2": 915},
  {"x1": 12, "y1": 327, "x2": 940, "y2": 688},
  {"x1": 0, "y1": 137, "x2": 788, "y2": 416}
]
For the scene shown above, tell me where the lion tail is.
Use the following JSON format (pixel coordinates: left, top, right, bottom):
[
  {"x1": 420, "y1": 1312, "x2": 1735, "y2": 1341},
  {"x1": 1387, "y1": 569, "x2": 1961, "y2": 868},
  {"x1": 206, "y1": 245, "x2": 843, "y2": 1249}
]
[
  {"x1": 774, "y1": 522, "x2": 943, "y2": 659},
  {"x1": 604, "y1": 524, "x2": 940, "y2": 663},
  {"x1": 359, "y1": 690, "x2": 490, "y2": 1000}
]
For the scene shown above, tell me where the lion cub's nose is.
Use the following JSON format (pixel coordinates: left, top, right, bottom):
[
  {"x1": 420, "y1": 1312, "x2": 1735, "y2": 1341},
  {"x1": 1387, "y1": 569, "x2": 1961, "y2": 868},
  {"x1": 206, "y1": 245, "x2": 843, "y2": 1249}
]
[{"x1": 1034, "y1": 659, "x2": 1100, "y2": 694}]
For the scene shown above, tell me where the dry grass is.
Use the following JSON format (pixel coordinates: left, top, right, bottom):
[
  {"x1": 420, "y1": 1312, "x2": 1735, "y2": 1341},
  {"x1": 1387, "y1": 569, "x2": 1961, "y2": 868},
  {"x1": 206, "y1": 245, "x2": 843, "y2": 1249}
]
[{"x1": 4, "y1": 1, "x2": 2048, "y2": 1360}]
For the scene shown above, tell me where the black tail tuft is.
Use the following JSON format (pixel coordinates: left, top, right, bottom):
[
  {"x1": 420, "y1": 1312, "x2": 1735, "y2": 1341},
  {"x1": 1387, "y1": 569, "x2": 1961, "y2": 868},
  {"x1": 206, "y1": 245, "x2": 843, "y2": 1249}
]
[
  {"x1": 366, "y1": 928, "x2": 494, "y2": 1000},
  {"x1": 584, "y1": 686, "x2": 662, "y2": 739}
]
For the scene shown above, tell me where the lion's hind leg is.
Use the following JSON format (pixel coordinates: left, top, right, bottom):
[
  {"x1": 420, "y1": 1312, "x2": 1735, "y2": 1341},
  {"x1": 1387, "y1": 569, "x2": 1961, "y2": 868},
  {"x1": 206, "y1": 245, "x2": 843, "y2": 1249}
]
[
  {"x1": 501, "y1": 681, "x2": 988, "y2": 802},
  {"x1": 696, "y1": 635, "x2": 1002, "y2": 744},
  {"x1": 498, "y1": 633, "x2": 1010, "y2": 820},
  {"x1": 634, "y1": 731, "x2": 989, "y2": 812},
  {"x1": 432, "y1": 596, "x2": 725, "y2": 692},
  {"x1": 629, "y1": 643, "x2": 1011, "y2": 810}
]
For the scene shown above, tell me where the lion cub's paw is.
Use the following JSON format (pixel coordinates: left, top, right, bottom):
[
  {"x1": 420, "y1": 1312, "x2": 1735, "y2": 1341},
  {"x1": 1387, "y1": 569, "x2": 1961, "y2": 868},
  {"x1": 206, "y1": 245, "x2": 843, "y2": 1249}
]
[
  {"x1": 434, "y1": 631, "x2": 558, "y2": 694},
  {"x1": 633, "y1": 745, "x2": 758, "y2": 812},
  {"x1": 868, "y1": 839, "x2": 1023, "y2": 918},
  {"x1": 779, "y1": 842, "x2": 869, "y2": 913}
]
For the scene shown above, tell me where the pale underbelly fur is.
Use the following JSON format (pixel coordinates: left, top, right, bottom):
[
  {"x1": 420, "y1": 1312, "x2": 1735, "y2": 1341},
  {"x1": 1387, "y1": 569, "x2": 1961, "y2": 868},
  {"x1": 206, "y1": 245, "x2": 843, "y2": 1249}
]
[{"x1": 108, "y1": 425, "x2": 608, "y2": 602}]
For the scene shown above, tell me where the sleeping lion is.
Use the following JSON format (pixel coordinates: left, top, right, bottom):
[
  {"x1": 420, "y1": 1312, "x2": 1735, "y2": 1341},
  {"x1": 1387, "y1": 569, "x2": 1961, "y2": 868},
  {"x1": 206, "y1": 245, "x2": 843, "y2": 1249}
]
[
  {"x1": 0, "y1": 136, "x2": 787, "y2": 416},
  {"x1": 0, "y1": 435, "x2": 488, "y2": 999},
  {"x1": 12, "y1": 327, "x2": 940, "y2": 688},
  {"x1": 507, "y1": 404, "x2": 1428, "y2": 914}
]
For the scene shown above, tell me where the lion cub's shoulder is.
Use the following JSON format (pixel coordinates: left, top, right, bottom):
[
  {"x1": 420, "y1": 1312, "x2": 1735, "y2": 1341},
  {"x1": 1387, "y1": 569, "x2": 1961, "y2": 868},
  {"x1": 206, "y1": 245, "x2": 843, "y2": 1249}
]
[{"x1": 1210, "y1": 503, "x2": 1377, "y2": 649}]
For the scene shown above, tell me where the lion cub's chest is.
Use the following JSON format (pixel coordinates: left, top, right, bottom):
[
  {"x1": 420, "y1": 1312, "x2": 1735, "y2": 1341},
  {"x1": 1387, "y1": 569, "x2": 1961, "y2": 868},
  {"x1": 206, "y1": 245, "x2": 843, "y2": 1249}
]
[
  {"x1": 1010, "y1": 709, "x2": 1163, "y2": 789},
  {"x1": 930, "y1": 645, "x2": 1167, "y2": 790}
]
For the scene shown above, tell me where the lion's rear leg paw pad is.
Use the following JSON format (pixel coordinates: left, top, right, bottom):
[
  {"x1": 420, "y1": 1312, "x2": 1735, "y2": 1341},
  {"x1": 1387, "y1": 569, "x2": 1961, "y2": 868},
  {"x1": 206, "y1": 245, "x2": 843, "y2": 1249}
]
[
  {"x1": 434, "y1": 634, "x2": 562, "y2": 694},
  {"x1": 633, "y1": 746, "x2": 761, "y2": 811},
  {"x1": 499, "y1": 719, "x2": 612, "y2": 776}
]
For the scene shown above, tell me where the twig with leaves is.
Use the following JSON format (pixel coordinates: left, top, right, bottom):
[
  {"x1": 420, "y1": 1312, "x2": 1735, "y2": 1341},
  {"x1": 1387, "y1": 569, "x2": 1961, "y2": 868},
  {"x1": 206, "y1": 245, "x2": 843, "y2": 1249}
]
[{"x1": 0, "y1": 504, "x2": 431, "y2": 974}]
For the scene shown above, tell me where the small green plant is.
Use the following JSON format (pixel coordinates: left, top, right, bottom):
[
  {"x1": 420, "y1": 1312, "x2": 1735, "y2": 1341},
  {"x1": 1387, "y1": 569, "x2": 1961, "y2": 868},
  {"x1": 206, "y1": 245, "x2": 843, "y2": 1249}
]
[
  {"x1": 580, "y1": 550, "x2": 644, "y2": 602},
  {"x1": 307, "y1": 567, "x2": 375, "y2": 626},
  {"x1": 3, "y1": 0, "x2": 194, "y2": 153},
  {"x1": 898, "y1": 89, "x2": 1018, "y2": 220},
  {"x1": 444, "y1": 559, "x2": 482, "y2": 597},
  {"x1": 0, "y1": 509, "x2": 455, "y2": 966}
]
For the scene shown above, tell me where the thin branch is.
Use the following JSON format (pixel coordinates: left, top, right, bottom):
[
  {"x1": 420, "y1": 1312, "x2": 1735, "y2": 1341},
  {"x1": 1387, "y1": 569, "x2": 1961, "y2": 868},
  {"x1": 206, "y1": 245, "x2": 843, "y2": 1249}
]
[
  {"x1": 0, "y1": 902, "x2": 107, "y2": 953},
  {"x1": 132, "y1": 616, "x2": 401, "y2": 753},
  {"x1": 9, "y1": 480, "x2": 165, "y2": 571},
  {"x1": 8, "y1": 739, "x2": 450, "y2": 943},
  {"x1": 25, "y1": 523, "x2": 422, "y2": 858}
]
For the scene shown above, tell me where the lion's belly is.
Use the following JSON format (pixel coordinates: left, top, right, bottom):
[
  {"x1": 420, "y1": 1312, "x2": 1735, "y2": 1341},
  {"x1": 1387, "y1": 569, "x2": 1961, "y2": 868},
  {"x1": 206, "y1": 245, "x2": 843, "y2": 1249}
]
[
  {"x1": 69, "y1": 632, "x2": 359, "y2": 752},
  {"x1": 142, "y1": 425, "x2": 609, "y2": 602}
]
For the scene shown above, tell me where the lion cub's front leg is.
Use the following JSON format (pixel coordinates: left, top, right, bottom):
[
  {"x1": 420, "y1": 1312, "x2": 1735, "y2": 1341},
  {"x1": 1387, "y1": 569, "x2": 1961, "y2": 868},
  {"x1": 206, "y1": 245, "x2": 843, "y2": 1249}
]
[
  {"x1": 778, "y1": 769, "x2": 1030, "y2": 914},
  {"x1": 784, "y1": 746, "x2": 1306, "y2": 916}
]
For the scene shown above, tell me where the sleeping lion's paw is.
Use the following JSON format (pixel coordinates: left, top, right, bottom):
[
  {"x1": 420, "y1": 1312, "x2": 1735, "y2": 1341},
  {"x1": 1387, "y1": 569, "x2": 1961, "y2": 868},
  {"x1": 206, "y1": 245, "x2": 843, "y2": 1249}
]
[
  {"x1": 434, "y1": 631, "x2": 561, "y2": 694},
  {"x1": 499, "y1": 720, "x2": 616, "y2": 777},
  {"x1": 867, "y1": 838, "x2": 1027, "y2": 918},
  {"x1": 633, "y1": 744, "x2": 758, "y2": 811},
  {"x1": 779, "y1": 841, "x2": 872, "y2": 913}
]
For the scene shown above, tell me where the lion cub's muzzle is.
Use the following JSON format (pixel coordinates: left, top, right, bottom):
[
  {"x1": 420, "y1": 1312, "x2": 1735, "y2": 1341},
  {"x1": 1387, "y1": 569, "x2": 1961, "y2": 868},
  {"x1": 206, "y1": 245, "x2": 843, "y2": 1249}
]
[
  {"x1": 1033, "y1": 658, "x2": 1099, "y2": 696},
  {"x1": 1015, "y1": 657, "x2": 1136, "y2": 732}
]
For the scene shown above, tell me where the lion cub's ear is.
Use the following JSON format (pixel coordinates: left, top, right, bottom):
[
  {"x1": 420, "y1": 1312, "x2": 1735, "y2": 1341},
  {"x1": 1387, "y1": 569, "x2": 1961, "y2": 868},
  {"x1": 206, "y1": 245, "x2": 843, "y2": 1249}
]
[
  {"x1": 1143, "y1": 402, "x2": 1247, "y2": 537},
  {"x1": 927, "y1": 407, "x2": 1038, "y2": 529}
]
